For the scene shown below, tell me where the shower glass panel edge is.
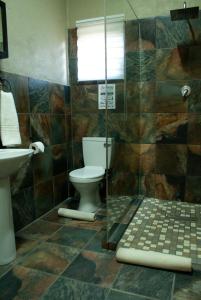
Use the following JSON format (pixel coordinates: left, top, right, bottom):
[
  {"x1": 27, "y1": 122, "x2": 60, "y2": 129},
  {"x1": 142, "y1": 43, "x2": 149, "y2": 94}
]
[{"x1": 104, "y1": 0, "x2": 141, "y2": 249}]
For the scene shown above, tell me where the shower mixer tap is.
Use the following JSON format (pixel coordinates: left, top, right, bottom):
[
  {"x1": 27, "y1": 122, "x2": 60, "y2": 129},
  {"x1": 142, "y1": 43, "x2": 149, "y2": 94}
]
[{"x1": 181, "y1": 85, "x2": 191, "y2": 98}]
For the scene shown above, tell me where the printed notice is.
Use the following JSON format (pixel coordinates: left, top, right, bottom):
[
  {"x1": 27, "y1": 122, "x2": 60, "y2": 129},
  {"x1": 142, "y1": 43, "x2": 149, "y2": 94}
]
[{"x1": 98, "y1": 84, "x2": 116, "y2": 109}]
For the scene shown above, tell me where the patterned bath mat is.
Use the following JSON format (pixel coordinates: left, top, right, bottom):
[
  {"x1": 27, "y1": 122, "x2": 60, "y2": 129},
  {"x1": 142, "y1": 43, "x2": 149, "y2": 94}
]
[{"x1": 118, "y1": 198, "x2": 201, "y2": 264}]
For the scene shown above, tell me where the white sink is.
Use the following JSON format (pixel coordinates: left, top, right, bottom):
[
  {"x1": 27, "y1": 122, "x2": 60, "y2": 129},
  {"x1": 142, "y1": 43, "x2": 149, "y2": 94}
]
[
  {"x1": 0, "y1": 149, "x2": 33, "y2": 178},
  {"x1": 0, "y1": 148, "x2": 34, "y2": 265}
]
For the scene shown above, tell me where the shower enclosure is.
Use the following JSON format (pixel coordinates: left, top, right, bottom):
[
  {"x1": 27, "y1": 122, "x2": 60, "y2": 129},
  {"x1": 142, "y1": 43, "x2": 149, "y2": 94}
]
[
  {"x1": 104, "y1": 0, "x2": 201, "y2": 249},
  {"x1": 68, "y1": 0, "x2": 201, "y2": 250}
]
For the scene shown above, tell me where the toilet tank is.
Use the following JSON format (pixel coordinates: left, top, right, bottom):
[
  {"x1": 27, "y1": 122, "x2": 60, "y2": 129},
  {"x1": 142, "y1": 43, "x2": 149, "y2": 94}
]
[{"x1": 82, "y1": 137, "x2": 113, "y2": 169}]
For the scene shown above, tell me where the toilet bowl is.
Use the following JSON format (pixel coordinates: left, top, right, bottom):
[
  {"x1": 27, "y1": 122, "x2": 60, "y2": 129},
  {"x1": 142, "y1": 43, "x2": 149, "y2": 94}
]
[
  {"x1": 69, "y1": 137, "x2": 113, "y2": 213},
  {"x1": 69, "y1": 166, "x2": 105, "y2": 212}
]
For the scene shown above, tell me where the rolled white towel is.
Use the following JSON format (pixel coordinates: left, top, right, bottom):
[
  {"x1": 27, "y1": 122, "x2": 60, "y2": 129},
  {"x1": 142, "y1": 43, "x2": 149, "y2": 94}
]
[
  {"x1": 58, "y1": 208, "x2": 96, "y2": 222},
  {"x1": 29, "y1": 142, "x2": 45, "y2": 154},
  {"x1": 116, "y1": 247, "x2": 192, "y2": 272}
]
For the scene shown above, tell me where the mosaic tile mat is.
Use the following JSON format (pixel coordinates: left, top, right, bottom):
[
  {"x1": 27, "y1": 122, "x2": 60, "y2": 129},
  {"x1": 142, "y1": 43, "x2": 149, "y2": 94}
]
[{"x1": 119, "y1": 198, "x2": 201, "y2": 264}]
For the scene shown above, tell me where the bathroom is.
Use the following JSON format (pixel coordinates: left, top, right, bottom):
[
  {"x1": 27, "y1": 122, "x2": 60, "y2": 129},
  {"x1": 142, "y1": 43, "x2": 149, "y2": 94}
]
[{"x1": 0, "y1": 0, "x2": 201, "y2": 299}]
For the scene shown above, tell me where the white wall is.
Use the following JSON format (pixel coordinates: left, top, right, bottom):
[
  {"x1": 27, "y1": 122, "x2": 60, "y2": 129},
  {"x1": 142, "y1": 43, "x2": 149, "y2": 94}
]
[
  {"x1": 67, "y1": 0, "x2": 201, "y2": 28},
  {"x1": 1, "y1": 0, "x2": 68, "y2": 85}
]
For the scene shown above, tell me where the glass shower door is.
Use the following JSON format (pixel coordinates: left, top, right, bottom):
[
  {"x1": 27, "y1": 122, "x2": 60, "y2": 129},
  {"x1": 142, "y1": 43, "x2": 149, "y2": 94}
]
[{"x1": 105, "y1": 0, "x2": 141, "y2": 248}]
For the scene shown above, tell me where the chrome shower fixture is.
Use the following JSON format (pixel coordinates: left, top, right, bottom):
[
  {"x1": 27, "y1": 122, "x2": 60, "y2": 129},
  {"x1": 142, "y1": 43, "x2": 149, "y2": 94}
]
[
  {"x1": 181, "y1": 85, "x2": 191, "y2": 98},
  {"x1": 170, "y1": 2, "x2": 199, "y2": 21}
]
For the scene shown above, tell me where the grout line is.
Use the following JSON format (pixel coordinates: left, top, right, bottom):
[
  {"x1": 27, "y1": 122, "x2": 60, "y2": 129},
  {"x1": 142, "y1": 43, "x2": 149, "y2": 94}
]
[
  {"x1": 107, "y1": 288, "x2": 158, "y2": 300},
  {"x1": 109, "y1": 258, "x2": 124, "y2": 289},
  {"x1": 16, "y1": 197, "x2": 71, "y2": 235},
  {"x1": 0, "y1": 264, "x2": 14, "y2": 280},
  {"x1": 58, "y1": 274, "x2": 111, "y2": 292},
  {"x1": 57, "y1": 229, "x2": 109, "y2": 277},
  {"x1": 18, "y1": 265, "x2": 60, "y2": 300},
  {"x1": 170, "y1": 273, "x2": 176, "y2": 300}
]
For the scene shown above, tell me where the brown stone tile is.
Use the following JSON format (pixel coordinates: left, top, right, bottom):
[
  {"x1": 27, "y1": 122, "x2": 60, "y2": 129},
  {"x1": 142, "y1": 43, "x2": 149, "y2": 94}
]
[
  {"x1": 188, "y1": 114, "x2": 201, "y2": 144},
  {"x1": 158, "y1": 46, "x2": 201, "y2": 81},
  {"x1": 16, "y1": 220, "x2": 62, "y2": 241},
  {"x1": 140, "y1": 144, "x2": 156, "y2": 175},
  {"x1": 43, "y1": 208, "x2": 105, "y2": 231},
  {"x1": 140, "y1": 18, "x2": 156, "y2": 50},
  {"x1": 115, "y1": 82, "x2": 125, "y2": 113},
  {"x1": 19, "y1": 242, "x2": 79, "y2": 275},
  {"x1": 30, "y1": 114, "x2": 51, "y2": 146},
  {"x1": 139, "y1": 174, "x2": 156, "y2": 197},
  {"x1": 125, "y1": 20, "x2": 139, "y2": 52},
  {"x1": 155, "y1": 80, "x2": 188, "y2": 113},
  {"x1": 29, "y1": 78, "x2": 50, "y2": 113},
  {"x1": 126, "y1": 81, "x2": 140, "y2": 113},
  {"x1": 173, "y1": 269, "x2": 201, "y2": 300},
  {"x1": 71, "y1": 142, "x2": 84, "y2": 170},
  {"x1": 40, "y1": 276, "x2": 108, "y2": 300},
  {"x1": 155, "y1": 144, "x2": 187, "y2": 176},
  {"x1": 48, "y1": 226, "x2": 97, "y2": 248},
  {"x1": 71, "y1": 84, "x2": 98, "y2": 113},
  {"x1": 49, "y1": 83, "x2": 65, "y2": 114},
  {"x1": 53, "y1": 173, "x2": 68, "y2": 205},
  {"x1": 154, "y1": 174, "x2": 185, "y2": 200},
  {"x1": 52, "y1": 144, "x2": 67, "y2": 176},
  {"x1": 72, "y1": 113, "x2": 100, "y2": 143},
  {"x1": 112, "y1": 143, "x2": 140, "y2": 173},
  {"x1": 107, "y1": 113, "x2": 140, "y2": 143},
  {"x1": 33, "y1": 147, "x2": 53, "y2": 184},
  {"x1": 140, "y1": 173, "x2": 186, "y2": 200},
  {"x1": 139, "y1": 113, "x2": 156, "y2": 143},
  {"x1": 18, "y1": 114, "x2": 31, "y2": 147},
  {"x1": 62, "y1": 250, "x2": 122, "y2": 288},
  {"x1": 156, "y1": 113, "x2": 188, "y2": 144},
  {"x1": 187, "y1": 145, "x2": 201, "y2": 176},
  {"x1": 51, "y1": 115, "x2": 66, "y2": 145},
  {"x1": 140, "y1": 81, "x2": 155, "y2": 112},
  {"x1": 34, "y1": 180, "x2": 54, "y2": 217},
  {"x1": 109, "y1": 171, "x2": 139, "y2": 196},
  {"x1": 185, "y1": 176, "x2": 201, "y2": 204},
  {"x1": 16, "y1": 237, "x2": 39, "y2": 259},
  {"x1": 0, "y1": 265, "x2": 57, "y2": 300}
]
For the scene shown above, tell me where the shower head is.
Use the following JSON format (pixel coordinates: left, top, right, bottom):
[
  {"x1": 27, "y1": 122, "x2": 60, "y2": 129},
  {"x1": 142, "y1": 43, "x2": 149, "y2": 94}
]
[{"x1": 170, "y1": 2, "x2": 199, "y2": 21}]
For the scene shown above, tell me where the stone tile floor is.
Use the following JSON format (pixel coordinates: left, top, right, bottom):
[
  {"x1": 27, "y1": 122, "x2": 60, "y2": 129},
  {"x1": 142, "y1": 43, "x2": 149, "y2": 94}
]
[
  {"x1": 0, "y1": 199, "x2": 201, "y2": 300},
  {"x1": 107, "y1": 196, "x2": 133, "y2": 232}
]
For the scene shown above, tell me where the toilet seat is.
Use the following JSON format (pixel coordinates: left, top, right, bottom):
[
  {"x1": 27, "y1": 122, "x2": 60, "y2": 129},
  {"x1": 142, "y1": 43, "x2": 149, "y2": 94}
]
[{"x1": 69, "y1": 166, "x2": 105, "y2": 183}]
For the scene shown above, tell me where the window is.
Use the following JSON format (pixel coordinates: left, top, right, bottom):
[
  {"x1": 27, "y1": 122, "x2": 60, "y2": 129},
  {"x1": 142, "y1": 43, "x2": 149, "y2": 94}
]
[{"x1": 76, "y1": 15, "x2": 125, "y2": 82}]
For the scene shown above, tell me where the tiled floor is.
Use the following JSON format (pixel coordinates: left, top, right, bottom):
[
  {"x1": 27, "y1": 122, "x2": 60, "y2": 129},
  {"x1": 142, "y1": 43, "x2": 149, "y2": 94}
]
[
  {"x1": 119, "y1": 198, "x2": 201, "y2": 264},
  {"x1": 0, "y1": 198, "x2": 201, "y2": 300},
  {"x1": 107, "y1": 196, "x2": 133, "y2": 232}
]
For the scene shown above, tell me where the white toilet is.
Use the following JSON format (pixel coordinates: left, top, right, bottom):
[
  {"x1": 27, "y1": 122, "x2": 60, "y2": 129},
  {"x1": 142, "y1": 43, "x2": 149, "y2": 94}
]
[{"x1": 69, "y1": 137, "x2": 113, "y2": 213}]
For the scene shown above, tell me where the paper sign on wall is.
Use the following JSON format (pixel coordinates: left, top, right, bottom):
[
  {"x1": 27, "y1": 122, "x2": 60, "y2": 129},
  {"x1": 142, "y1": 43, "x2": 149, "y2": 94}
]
[{"x1": 98, "y1": 84, "x2": 116, "y2": 109}]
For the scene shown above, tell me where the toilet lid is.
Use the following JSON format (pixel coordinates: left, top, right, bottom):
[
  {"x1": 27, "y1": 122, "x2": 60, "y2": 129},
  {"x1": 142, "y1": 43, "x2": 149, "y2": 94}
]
[{"x1": 70, "y1": 166, "x2": 105, "y2": 179}]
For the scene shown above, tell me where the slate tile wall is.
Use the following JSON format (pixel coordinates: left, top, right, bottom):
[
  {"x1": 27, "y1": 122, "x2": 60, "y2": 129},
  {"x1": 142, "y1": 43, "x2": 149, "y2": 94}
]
[
  {"x1": 138, "y1": 14, "x2": 201, "y2": 202},
  {"x1": 0, "y1": 71, "x2": 72, "y2": 231}
]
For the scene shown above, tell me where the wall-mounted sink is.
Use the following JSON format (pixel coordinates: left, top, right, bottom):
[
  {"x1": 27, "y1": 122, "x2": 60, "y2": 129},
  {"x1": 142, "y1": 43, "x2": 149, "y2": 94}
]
[{"x1": 0, "y1": 149, "x2": 34, "y2": 265}]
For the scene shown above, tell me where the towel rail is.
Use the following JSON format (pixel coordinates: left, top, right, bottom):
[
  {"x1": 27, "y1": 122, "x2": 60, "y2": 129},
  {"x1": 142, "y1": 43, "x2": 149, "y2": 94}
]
[{"x1": 0, "y1": 77, "x2": 11, "y2": 92}]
